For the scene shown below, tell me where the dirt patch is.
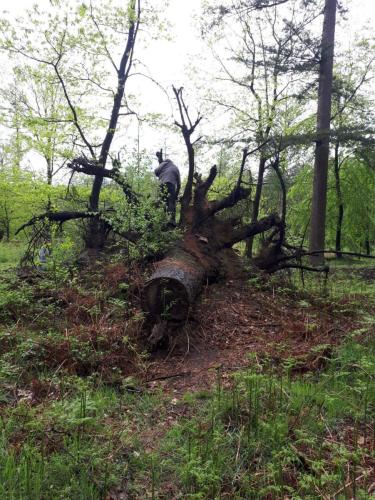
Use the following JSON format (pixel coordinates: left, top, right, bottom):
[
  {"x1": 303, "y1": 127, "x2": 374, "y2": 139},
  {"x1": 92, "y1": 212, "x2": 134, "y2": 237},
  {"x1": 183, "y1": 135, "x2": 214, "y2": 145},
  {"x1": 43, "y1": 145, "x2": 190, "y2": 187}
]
[{"x1": 145, "y1": 277, "x2": 359, "y2": 396}]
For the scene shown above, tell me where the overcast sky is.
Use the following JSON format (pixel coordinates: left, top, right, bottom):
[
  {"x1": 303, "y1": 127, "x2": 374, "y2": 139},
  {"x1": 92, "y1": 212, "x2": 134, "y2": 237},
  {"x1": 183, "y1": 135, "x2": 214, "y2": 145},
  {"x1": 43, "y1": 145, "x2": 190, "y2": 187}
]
[
  {"x1": 7, "y1": 0, "x2": 374, "y2": 84},
  {"x1": 2, "y1": 0, "x2": 375, "y2": 178}
]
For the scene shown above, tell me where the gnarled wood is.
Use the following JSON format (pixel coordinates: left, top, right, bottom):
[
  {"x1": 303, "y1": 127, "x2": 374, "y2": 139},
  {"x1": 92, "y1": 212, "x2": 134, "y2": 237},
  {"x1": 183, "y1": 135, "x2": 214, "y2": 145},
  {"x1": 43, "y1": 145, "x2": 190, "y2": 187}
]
[
  {"x1": 144, "y1": 249, "x2": 206, "y2": 322},
  {"x1": 143, "y1": 213, "x2": 281, "y2": 324}
]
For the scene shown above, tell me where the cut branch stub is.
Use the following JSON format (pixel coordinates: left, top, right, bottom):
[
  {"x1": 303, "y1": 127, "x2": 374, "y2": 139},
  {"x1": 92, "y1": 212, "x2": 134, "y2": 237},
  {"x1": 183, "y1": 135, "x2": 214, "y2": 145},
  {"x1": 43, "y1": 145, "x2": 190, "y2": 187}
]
[{"x1": 143, "y1": 249, "x2": 207, "y2": 322}]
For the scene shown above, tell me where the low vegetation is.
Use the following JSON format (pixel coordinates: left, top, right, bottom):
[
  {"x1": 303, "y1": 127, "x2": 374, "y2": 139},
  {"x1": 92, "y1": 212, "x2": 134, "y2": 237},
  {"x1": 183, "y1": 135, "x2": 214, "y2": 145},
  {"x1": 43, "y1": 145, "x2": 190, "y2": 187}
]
[{"x1": 0, "y1": 250, "x2": 374, "y2": 498}]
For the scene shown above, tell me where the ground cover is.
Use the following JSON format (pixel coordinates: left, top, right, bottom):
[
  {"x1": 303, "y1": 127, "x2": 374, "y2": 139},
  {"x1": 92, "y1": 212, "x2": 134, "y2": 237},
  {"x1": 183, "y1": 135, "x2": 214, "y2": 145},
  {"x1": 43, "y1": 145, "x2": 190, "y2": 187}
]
[{"x1": 0, "y1": 254, "x2": 374, "y2": 498}]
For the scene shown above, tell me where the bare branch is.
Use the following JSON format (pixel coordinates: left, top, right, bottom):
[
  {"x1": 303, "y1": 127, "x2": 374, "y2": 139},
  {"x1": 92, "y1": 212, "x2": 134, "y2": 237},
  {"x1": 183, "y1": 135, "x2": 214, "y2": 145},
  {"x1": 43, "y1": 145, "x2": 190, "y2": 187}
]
[
  {"x1": 223, "y1": 213, "x2": 281, "y2": 247},
  {"x1": 172, "y1": 85, "x2": 203, "y2": 224},
  {"x1": 16, "y1": 211, "x2": 99, "y2": 235}
]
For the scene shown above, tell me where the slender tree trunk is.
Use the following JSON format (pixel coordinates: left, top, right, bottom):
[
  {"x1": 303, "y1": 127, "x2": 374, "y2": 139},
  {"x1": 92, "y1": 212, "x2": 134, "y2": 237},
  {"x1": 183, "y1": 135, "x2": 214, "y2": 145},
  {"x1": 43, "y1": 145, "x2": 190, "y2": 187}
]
[
  {"x1": 365, "y1": 213, "x2": 371, "y2": 255},
  {"x1": 246, "y1": 156, "x2": 267, "y2": 257},
  {"x1": 365, "y1": 239, "x2": 370, "y2": 256},
  {"x1": 334, "y1": 141, "x2": 344, "y2": 258},
  {"x1": 309, "y1": 0, "x2": 337, "y2": 265},
  {"x1": 85, "y1": 0, "x2": 139, "y2": 249},
  {"x1": 46, "y1": 158, "x2": 53, "y2": 186}
]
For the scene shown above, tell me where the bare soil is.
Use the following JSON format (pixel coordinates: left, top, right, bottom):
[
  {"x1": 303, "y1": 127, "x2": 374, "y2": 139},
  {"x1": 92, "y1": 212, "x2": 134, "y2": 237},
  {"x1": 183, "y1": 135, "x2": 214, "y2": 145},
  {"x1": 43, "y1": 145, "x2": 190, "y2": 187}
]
[{"x1": 145, "y1": 274, "x2": 361, "y2": 396}]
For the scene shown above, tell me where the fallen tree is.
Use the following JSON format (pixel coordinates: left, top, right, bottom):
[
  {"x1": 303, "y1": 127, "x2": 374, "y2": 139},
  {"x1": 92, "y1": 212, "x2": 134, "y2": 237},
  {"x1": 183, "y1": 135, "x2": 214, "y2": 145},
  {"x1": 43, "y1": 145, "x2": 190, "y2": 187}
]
[
  {"x1": 144, "y1": 172, "x2": 281, "y2": 316},
  {"x1": 142, "y1": 88, "x2": 284, "y2": 333},
  {"x1": 16, "y1": 86, "x2": 327, "y2": 333}
]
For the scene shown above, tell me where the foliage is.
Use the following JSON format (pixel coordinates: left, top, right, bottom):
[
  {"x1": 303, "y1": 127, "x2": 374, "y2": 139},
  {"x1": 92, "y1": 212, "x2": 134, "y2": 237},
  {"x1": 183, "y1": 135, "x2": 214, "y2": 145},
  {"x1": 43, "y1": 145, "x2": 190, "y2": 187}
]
[
  {"x1": 154, "y1": 334, "x2": 375, "y2": 498},
  {"x1": 0, "y1": 242, "x2": 374, "y2": 497},
  {"x1": 286, "y1": 157, "x2": 375, "y2": 252}
]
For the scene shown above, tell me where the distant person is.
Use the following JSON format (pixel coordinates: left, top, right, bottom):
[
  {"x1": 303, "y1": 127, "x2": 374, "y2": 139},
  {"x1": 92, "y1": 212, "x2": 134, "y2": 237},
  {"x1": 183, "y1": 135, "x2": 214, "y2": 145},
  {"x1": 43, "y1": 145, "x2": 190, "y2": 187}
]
[
  {"x1": 154, "y1": 150, "x2": 181, "y2": 225},
  {"x1": 38, "y1": 243, "x2": 50, "y2": 270}
]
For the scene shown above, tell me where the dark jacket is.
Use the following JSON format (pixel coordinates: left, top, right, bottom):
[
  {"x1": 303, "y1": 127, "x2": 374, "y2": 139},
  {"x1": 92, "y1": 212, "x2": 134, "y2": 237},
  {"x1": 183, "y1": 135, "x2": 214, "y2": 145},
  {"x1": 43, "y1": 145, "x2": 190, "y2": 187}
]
[{"x1": 154, "y1": 159, "x2": 181, "y2": 195}]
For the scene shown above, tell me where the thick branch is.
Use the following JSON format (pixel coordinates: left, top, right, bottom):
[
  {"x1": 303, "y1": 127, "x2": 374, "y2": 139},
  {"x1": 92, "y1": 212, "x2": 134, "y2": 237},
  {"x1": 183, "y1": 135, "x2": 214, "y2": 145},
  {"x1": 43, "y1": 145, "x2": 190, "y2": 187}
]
[
  {"x1": 223, "y1": 213, "x2": 281, "y2": 247},
  {"x1": 98, "y1": 0, "x2": 140, "y2": 167},
  {"x1": 90, "y1": 0, "x2": 141, "y2": 212},
  {"x1": 195, "y1": 165, "x2": 218, "y2": 200},
  {"x1": 272, "y1": 264, "x2": 329, "y2": 273},
  {"x1": 269, "y1": 153, "x2": 286, "y2": 247},
  {"x1": 16, "y1": 211, "x2": 98, "y2": 235},
  {"x1": 16, "y1": 210, "x2": 140, "y2": 244},
  {"x1": 69, "y1": 157, "x2": 137, "y2": 203},
  {"x1": 209, "y1": 187, "x2": 250, "y2": 216},
  {"x1": 192, "y1": 165, "x2": 218, "y2": 227},
  {"x1": 172, "y1": 86, "x2": 203, "y2": 222},
  {"x1": 208, "y1": 147, "x2": 252, "y2": 216},
  {"x1": 299, "y1": 250, "x2": 375, "y2": 260}
]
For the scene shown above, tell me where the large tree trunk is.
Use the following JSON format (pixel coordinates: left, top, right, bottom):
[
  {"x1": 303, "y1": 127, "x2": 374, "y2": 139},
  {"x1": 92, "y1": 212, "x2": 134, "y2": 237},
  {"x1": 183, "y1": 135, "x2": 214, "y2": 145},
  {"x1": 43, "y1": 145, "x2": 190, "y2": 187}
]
[
  {"x1": 334, "y1": 141, "x2": 344, "y2": 259},
  {"x1": 309, "y1": 0, "x2": 337, "y2": 266},
  {"x1": 143, "y1": 196, "x2": 281, "y2": 324},
  {"x1": 142, "y1": 102, "x2": 282, "y2": 340},
  {"x1": 143, "y1": 237, "x2": 215, "y2": 322}
]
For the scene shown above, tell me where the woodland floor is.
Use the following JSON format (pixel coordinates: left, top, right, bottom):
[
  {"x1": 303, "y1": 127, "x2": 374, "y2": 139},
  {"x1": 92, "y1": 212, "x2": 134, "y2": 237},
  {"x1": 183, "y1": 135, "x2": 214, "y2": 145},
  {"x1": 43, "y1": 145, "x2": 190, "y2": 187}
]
[
  {"x1": 146, "y1": 259, "x2": 372, "y2": 394},
  {"x1": 148, "y1": 280, "x2": 350, "y2": 393},
  {"x1": 0, "y1": 249, "x2": 374, "y2": 498}
]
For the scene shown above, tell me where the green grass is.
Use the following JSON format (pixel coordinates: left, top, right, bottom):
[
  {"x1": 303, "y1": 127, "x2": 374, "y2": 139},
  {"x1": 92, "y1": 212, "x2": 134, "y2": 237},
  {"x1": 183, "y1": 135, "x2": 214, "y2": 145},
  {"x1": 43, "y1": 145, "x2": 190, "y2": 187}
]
[
  {"x1": 0, "y1": 382, "x2": 166, "y2": 499},
  {"x1": 3, "y1": 329, "x2": 371, "y2": 499},
  {"x1": 150, "y1": 334, "x2": 375, "y2": 498},
  {"x1": 0, "y1": 241, "x2": 26, "y2": 270},
  {"x1": 0, "y1": 255, "x2": 374, "y2": 498},
  {"x1": 284, "y1": 258, "x2": 375, "y2": 300}
]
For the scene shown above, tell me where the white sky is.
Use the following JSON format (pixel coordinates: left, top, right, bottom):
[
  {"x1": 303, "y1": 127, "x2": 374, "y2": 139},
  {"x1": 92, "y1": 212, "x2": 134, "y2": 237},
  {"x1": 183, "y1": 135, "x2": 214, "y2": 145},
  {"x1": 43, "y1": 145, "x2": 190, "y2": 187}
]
[{"x1": 1, "y1": 0, "x2": 375, "y2": 179}]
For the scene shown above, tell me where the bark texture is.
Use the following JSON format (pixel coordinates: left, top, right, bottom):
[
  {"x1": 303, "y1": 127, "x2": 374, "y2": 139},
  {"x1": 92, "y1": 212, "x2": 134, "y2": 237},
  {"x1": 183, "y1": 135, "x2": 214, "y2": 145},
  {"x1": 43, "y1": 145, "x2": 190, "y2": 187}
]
[
  {"x1": 309, "y1": 0, "x2": 337, "y2": 265},
  {"x1": 143, "y1": 187, "x2": 281, "y2": 323}
]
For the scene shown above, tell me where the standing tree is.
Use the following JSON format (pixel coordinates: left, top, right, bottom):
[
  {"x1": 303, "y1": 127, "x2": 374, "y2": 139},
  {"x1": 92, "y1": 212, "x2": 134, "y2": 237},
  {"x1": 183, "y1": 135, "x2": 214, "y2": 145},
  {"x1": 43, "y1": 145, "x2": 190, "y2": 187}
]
[
  {"x1": 309, "y1": 0, "x2": 337, "y2": 265},
  {"x1": 0, "y1": 66, "x2": 74, "y2": 186},
  {"x1": 201, "y1": 0, "x2": 322, "y2": 256},
  {"x1": 1, "y1": 0, "x2": 142, "y2": 249}
]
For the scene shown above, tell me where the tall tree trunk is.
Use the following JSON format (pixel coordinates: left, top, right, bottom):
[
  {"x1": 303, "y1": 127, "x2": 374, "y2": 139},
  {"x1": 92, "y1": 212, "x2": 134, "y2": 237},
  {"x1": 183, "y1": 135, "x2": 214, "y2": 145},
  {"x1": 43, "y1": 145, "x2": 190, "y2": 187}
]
[
  {"x1": 365, "y1": 238, "x2": 371, "y2": 256},
  {"x1": 334, "y1": 141, "x2": 344, "y2": 258},
  {"x1": 246, "y1": 156, "x2": 267, "y2": 257},
  {"x1": 85, "y1": 0, "x2": 139, "y2": 248},
  {"x1": 365, "y1": 213, "x2": 371, "y2": 255},
  {"x1": 46, "y1": 158, "x2": 53, "y2": 186},
  {"x1": 309, "y1": 0, "x2": 337, "y2": 265}
]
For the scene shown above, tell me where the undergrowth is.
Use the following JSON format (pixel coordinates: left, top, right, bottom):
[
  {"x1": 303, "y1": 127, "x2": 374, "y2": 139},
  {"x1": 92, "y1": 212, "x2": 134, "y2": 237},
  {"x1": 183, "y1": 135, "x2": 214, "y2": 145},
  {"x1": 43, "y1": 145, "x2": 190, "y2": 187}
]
[
  {"x1": 0, "y1": 254, "x2": 374, "y2": 498},
  {"x1": 152, "y1": 333, "x2": 375, "y2": 498}
]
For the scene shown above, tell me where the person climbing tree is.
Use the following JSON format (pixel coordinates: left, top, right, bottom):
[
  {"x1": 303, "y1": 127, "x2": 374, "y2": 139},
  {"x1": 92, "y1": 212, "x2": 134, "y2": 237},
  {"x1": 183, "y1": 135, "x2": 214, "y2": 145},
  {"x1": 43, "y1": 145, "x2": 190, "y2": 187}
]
[{"x1": 154, "y1": 150, "x2": 181, "y2": 225}]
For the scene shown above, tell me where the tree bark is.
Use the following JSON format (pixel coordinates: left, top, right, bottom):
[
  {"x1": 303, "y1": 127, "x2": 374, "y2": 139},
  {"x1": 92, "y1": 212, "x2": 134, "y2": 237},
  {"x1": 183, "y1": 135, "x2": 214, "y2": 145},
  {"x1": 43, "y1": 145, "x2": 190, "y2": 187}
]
[
  {"x1": 309, "y1": 0, "x2": 337, "y2": 266},
  {"x1": 143, "y1": 213, "x2": 280, "y2": 322},
  {"x1": 334, "y1": 141, "x2": 344, "y2": 258},
  {"x1": 172, "y1": 86, "x2": 202, "y2": 226},
  {"x1": 246, "y1": 156, "x2": 267, "y2": 257},
  {"x1": 86, "y1": 0, "x2": 140, "y2": 248},
  {"x1": 143, "y1": 244, "x2": 209, "y2": 322}
]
